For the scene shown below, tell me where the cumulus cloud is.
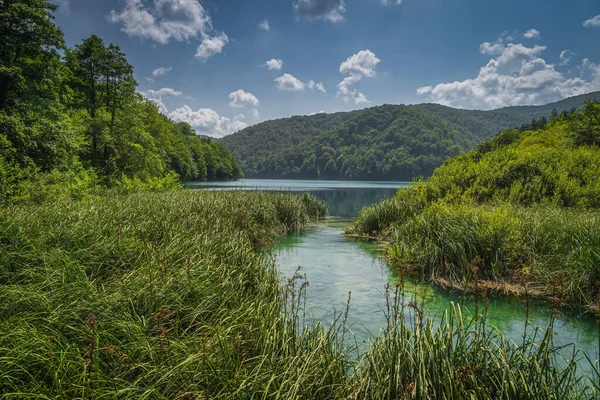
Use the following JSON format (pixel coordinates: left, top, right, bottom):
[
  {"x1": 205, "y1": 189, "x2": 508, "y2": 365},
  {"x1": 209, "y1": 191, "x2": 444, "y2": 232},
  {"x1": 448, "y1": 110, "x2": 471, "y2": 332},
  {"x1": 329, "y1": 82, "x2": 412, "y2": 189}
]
[
  {"x1": 169, "y1": 106, "x2": 247, "y2": 138},
  {"x1": 583, "y1": 15, "x2": 600, "y2": 28},
  {"x1": 195, "y1": 32, "x2": 228, "y2": 61},
  {"x1": 265, "y1": 59, "x2": 284, "y2": 71},
  {"x1": 108, "y1": 0, "x2": 228, "y2": 61},
  {"x1": 293, "y1": 0, "x2": 345, "y2": 22},
  {"x1": 416, "y1": 42, "x2": 600, "y2": 109},
  {"x1": 480, "y1": 30, "x2": 534, "y2": 55},
  {"x1": 152, "y1": 67, "x2": 172, "y2": 77},
  {"x1": 229, "y1": 89, "x2": 260, "y2": 117},
  {"x1": 337, "y1": 50, "x2": 380, "y2": 104},
  {"x1": 339, "y1": 50, "x2": 380, "y2": 78},
  {"x1": 523, "y1": 29, "x2": 540, "y2": 39},
  {"x1": 275, "y1": 73, "x2": 306, "y2": 91},
  {"x1": 108, "y1": 0, "x2": 212, "y2": 44},
  {"x1": 308, "y1": 80, "x2": 326, "y2": 92},
  {"x1": 480, "y1": 41, "x2": 505, "y2": 55},
  {"x1": 259, "y1": 20, "x2": 270, "y2": 31},
  {"x1": 140, "y1": 87, "x2": 182, "y2": 113},
  {"x1": 229, "y1": 90, "x2": 259, "y2": 109},
  {"x1": 142, "y1": 88, "x2": 182, "y2": 98}
]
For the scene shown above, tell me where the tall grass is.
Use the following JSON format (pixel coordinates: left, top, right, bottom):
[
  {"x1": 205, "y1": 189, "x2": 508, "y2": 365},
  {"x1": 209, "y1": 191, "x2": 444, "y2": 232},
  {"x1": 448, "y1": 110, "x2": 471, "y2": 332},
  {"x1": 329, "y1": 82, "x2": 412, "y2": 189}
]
[
  {"x1": 381, "y1": 202, "x2": 600, "y2": 309},
  {"x1": 1, "y1": 190, "x2": 598, "y2": 398}
]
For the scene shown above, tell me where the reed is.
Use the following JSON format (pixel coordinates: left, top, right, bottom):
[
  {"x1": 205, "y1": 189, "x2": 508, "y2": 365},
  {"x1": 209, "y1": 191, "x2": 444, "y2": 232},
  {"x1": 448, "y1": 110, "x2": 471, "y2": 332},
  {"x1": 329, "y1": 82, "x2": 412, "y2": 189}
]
[
  {"x1": 381, "y1": 202, "x2": 600, "y2": 309},
  {"x1": 0, "y1": 190, "x2": 598, "y2": 398}
]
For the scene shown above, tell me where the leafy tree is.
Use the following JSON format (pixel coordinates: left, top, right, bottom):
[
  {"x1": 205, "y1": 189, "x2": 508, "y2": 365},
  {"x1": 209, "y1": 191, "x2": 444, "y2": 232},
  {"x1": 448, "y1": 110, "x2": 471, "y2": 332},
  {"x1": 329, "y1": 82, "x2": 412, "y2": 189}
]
[
  {"x1": 0, "y1": 11, "x2": 243, "y2": 203},
  {"x1": 0, "y1": 0, "x2": 65, "y2": 112}
]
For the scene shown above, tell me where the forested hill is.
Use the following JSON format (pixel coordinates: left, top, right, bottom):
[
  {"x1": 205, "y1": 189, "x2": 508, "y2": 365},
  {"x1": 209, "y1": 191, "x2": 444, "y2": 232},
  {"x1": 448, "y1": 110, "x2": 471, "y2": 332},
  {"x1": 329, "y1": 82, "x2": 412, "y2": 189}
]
[
  {"x1": 0, "y1": 1, "x2": 242, "y2": 204},
  {"x1": 220, "y1": 92, "x2": 600, "y2": 180}
]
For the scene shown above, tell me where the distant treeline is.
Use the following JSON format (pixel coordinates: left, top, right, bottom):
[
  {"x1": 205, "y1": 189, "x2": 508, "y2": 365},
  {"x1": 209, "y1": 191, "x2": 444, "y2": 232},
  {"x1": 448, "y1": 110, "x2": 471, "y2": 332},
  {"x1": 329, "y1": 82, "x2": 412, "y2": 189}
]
[
  {"x1": 0, "y1": 0, "x2": 242, "y2": 203},
  {"x1": 220, "y1": 94, "x2": 600, "y2": 181}
]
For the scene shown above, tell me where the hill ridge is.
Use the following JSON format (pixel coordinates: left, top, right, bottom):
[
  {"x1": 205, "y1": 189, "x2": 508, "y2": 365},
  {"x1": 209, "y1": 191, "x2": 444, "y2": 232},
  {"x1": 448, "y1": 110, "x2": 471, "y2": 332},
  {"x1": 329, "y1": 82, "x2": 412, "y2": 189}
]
[{"x1": 219, "y1": 91, "x2": 600, "y2": 180}]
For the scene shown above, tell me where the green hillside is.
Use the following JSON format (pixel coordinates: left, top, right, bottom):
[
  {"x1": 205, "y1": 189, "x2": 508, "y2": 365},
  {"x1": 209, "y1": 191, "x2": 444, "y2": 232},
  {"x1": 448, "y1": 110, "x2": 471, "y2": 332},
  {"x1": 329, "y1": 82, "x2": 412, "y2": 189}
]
[
  {"x1": 499, "y1": 91, "x2": 600, "y2": 118},
  {"x1": 220, "y1": 93, "x2": 599, "y2": 180},
  {"x1": 350, "y1": 100, "x2": 600, "y2": 308}
]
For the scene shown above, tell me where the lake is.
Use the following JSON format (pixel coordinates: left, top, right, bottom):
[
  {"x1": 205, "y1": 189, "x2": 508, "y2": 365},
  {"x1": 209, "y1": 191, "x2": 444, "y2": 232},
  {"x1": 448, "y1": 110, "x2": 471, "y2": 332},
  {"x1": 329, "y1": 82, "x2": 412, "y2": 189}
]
[{"x1": 190, "y1": 179, "x2": 599, "y2": 358}]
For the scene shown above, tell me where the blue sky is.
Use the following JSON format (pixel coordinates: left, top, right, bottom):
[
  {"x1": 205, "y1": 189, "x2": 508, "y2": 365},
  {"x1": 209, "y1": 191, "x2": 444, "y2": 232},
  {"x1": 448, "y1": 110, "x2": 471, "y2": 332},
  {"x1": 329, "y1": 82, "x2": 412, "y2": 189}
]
[{"x1": 52, "y1": 0, "x2": 600, "y2": 137}]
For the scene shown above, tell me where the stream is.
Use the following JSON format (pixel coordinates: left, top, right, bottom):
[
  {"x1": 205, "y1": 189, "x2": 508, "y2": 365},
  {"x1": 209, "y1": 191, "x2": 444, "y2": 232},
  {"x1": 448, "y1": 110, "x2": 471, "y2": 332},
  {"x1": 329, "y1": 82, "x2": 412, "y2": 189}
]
[{"x1": 190, "y1": 179, "x2": 599, "y2": 360}]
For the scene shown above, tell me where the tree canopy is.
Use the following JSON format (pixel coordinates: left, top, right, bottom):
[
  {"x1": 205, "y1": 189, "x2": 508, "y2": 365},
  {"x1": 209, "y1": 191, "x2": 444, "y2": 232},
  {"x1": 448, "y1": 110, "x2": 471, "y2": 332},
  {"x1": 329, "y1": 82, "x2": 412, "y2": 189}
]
[
  {"x1": 220, "y1": 94, "x2": 600, "y2": 181},
  {"x1": 0, "y1": 0, "x2": 242, "y2": 203}
]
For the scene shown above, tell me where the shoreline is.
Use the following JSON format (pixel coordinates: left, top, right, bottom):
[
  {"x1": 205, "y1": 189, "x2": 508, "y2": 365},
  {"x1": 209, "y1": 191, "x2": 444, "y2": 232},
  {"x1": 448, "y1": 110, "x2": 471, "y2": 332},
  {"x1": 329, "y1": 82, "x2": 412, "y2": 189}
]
[{"x1": 344, "y1": 232, "x2": 600, "y2": 315}]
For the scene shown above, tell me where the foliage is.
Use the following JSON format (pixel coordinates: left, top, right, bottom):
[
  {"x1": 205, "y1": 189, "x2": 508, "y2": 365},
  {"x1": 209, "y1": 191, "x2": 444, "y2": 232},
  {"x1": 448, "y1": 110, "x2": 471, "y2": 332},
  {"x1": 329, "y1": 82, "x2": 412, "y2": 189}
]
[
  {"x1": 1, "y1": 190, "x2": 597, "y2": 398},
  {"x1": 421, "y1": 102, "x2": 600, "y2": 208},
  {"x1": 350, "y1": 102, "x2": 600, "y2": 309},
  {"x1": 0, "y1": 1, "x2": 242, "y2": 204},
  {"x1": 220, "y1": 94, "x2": 600, "y2": 180}
]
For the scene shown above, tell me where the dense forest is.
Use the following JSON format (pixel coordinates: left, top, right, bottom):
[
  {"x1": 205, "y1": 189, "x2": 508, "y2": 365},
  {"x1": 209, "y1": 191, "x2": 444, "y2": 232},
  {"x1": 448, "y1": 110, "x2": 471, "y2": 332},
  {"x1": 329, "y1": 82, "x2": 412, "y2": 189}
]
[
  {"x1": 350, "y1": 100, "x2": 600, "y2": 309},
  {"x1": 0, "y1": 0, "x2": 242, "y2": 203},
  {"x1": 220, "y1": 93, "x2": 599, "y2": 180}
]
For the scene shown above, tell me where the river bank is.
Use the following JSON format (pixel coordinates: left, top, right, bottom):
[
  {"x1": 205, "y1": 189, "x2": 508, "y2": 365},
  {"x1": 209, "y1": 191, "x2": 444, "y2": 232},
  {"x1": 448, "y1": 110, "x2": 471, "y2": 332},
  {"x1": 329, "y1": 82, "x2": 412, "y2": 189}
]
[{"x1": 1, "y1": 189, "x2": 598, "y2": 398}]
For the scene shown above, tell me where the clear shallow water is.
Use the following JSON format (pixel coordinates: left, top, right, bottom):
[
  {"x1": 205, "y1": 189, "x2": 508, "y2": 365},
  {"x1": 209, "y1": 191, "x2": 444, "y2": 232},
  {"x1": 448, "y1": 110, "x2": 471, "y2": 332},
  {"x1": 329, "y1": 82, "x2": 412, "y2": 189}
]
[
  {"x1": 274, "y1": 225, "x2": 599, "y2": 358},
  {"x1": 195, "y1": 179, "x2": 599, "y2": 359}
]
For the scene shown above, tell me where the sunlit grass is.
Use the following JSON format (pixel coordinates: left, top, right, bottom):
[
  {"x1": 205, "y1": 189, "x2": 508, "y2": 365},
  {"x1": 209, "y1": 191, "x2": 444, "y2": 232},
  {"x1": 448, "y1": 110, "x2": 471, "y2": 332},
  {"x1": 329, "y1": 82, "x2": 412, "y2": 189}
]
[{"x1": 0, "y1": 190, "x2": 598, "y2": 398}]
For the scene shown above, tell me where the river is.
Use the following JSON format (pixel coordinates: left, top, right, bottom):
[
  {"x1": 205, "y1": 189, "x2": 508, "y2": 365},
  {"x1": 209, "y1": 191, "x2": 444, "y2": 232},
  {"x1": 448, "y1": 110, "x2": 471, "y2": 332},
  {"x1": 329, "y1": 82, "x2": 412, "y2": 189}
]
[{"x1": 189, "y1": 179, "x2": 599, "y2": 358}]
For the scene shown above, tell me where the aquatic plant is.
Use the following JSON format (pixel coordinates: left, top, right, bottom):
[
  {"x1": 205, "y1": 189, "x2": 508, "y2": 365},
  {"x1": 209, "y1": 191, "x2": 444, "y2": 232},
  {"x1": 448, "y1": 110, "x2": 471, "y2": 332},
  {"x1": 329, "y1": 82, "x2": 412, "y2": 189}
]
[{"x1": 1, "y1": 190, "x2": 598, "y2": 398}]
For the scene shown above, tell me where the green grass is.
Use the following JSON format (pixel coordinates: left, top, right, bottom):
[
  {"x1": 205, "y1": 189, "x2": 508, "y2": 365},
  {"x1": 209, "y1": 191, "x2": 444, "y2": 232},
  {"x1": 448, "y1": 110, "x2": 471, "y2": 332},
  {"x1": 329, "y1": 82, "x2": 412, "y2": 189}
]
[
  {"x1": 1, "y1": 190, "x2": 598, "y2": 398},
  {"x1": 350, "y1": 197, "x2": 600, "y2": 310}
]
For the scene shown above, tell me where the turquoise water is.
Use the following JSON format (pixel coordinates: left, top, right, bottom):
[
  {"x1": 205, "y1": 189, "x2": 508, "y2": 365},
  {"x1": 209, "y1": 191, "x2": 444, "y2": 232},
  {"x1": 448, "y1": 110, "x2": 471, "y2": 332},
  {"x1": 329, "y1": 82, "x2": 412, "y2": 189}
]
[{"x1": 195, "y1": 179, "x2": 600, "y2": 361}]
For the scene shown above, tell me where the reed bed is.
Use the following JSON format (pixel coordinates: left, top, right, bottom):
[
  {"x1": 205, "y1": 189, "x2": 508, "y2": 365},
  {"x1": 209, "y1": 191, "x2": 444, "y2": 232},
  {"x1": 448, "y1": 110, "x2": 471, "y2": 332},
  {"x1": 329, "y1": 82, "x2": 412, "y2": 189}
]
[{"x1": 1, "y1": 190, "x2": 598, "y2": 398}]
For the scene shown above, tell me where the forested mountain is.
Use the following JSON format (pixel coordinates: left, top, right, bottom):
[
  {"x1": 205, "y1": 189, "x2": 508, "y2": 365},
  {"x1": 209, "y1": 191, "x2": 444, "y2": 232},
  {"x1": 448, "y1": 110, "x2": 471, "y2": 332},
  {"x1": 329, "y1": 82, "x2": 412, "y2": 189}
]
[
  {"x1": 220, "y1": 93, "x2": 600, "y2": 180},
  {"x1": 499, "y1": 92, "x2": 600, "y2": 118},
  {"x1": 0, "y1": 1, "x2": 241, "y2": 203},
  {"x1": 219, "y1": 111, "x2": 357, "y2": 162}
]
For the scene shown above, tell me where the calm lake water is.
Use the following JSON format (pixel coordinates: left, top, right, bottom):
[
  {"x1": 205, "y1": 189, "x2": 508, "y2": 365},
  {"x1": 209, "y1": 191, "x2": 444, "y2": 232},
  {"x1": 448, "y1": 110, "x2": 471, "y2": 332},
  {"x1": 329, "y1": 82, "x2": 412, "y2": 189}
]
[{"x1": 191, "y1": 179, "x2": 599, "y2": 359}]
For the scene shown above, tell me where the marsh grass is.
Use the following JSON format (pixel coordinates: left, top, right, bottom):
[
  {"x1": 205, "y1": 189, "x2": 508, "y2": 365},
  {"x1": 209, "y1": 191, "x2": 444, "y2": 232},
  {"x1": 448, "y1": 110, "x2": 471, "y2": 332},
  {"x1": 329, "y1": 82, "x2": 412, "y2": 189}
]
[
  {"x1": 1, "y1": 190, "x2": 598, "y2": 398},
  {"x1": 380, "y1": 203, "x2": 600, "y2": 309}
]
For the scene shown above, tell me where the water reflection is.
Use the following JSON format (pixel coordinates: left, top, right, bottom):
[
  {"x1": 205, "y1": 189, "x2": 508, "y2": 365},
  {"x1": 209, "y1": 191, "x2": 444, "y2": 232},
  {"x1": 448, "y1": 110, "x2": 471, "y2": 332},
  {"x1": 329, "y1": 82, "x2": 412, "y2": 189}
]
[{"x1": 307, "y1": 188, "x2": 398, "y2": 219}]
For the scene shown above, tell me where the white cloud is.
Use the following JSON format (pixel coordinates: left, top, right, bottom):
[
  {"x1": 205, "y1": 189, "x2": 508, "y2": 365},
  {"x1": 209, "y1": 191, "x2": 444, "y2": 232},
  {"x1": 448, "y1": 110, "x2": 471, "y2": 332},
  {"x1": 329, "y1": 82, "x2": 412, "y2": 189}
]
[
  {"x1": 275, "y1": 73, "x2": 306, "y2": 91},
  {"x1": 339, "y1": 50, "x2": 380, "y2": 78},
  {"x1": 169, "y1": 106, "x2": 247, "y2": 138},
  {"x1": 480, "y1": 41, "x2": 505, "y2": 55},
  {"x1": 308, "y1": 80, "x2": 326, "y2": 92},
  {"x1": 583, "y1": 15, "x2": 600, "y2": 28},
  {"x1": 228, "y1": 89, "x2": 260, "y2": 118},
  {"x1": 229, "y1": 90, "x2": 259, "y2": 109},
  {"x1": 108, "y1": 0, "x2": 212, "y2": 44},
  {"x1": 140, "y1": 87, "x2": 183, "y2": 113},
  {"x1": 141, "y1": 88, "x2": 182, "y2": 98},
  {"x1": 416, "y1": 86, "x2": 433, "y2": 95},
  {"x1": 265, "y1": 59, "x2": 284, "y2": 71},
  {"x1": 293, "y1": 0, "x2": 345, "y2": 22},
  {"x1": 559, "y1": 50, "x2": 576, "y2": 66},
  {"x1": 380, "y1": 0, "x2": 402, "y2": 4},
  {"x1": 152, "y1": 67, "x2": 172, "y2": 77},
  {"x1": 416, "y1": 42, "x2": 600, "y2": 109},
  {"x1": 259, "y1": 20, "x2": 270, "y2": 31},
  {"x1": 523, "y1": 29, "x2": 540, "y2": 39},
  {"x1": 337, "y1": 49, "x2": 380, "y2": 104},
  {"x1": 195, "y1": 33, "x2": 228, "y2": 61}
]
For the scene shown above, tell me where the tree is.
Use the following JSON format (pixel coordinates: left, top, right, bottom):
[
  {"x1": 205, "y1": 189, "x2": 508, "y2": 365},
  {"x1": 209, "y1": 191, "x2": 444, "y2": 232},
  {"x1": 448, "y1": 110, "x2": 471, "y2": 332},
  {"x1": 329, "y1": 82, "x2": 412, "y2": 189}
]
[{"x1": 0, "y1": 0, "x2": 65, "y2": 112}]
